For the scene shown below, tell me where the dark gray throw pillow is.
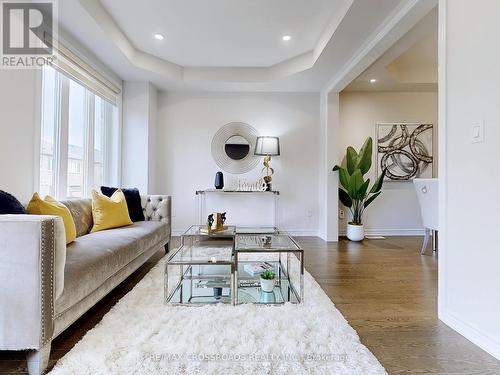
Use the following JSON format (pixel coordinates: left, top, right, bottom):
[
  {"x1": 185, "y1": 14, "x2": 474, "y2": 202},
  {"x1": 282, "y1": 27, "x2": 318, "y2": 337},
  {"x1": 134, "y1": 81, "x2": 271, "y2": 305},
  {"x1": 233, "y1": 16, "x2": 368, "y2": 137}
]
[
  {"x1": 0, "y1": 190, "x2": 26, "y2": 214},
  {"x1": 100, "y1": 186, "x2": 145, "y2": 222}
]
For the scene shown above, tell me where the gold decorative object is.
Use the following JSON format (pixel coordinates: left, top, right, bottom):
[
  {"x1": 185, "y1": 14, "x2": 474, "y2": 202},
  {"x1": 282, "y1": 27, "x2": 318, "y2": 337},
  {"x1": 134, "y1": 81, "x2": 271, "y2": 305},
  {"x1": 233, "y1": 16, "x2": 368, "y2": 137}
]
[
  {"x1": 262, "y1": 155, "x2": 275, "y2": 187},
  {"x1": 200, "y1": 212, "x2": 228, "y2": 234},
  {"x1": 254, "y1": 136, "x2": 280, "y2": 191}
]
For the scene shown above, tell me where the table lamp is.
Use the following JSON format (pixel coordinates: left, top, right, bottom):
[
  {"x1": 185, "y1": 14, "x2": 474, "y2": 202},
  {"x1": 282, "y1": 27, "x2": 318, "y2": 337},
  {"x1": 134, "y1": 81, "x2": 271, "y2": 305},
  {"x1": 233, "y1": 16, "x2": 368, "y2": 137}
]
[{"x1": 254, "y1": 136, "x2": 280, "y2": 191}]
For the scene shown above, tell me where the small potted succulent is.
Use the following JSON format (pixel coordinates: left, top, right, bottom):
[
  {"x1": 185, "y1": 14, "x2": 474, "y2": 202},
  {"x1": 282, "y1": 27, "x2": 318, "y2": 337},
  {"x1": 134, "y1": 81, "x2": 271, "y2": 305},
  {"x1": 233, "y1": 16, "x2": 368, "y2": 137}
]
[{"x1": 259, "y1": 270, "x2": 276, "y2": 292}]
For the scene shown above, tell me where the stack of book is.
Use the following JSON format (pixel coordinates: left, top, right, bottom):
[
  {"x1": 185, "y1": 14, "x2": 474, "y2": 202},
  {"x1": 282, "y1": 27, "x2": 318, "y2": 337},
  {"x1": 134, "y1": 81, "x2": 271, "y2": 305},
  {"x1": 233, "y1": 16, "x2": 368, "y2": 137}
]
[{"x1": 243, "y1": 262, "x2": 274, "y2": 276}]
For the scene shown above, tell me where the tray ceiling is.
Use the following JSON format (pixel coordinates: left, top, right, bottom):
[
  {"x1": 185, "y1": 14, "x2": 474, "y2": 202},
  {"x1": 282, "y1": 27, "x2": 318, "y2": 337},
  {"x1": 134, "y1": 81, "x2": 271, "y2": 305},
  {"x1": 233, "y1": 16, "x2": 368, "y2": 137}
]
[
  {"x1": 100, "y1": 0, "x2": 346, "y2": 68},
  {"x1": 56, "y1": 0, "x2": 438, "y2": 91}
]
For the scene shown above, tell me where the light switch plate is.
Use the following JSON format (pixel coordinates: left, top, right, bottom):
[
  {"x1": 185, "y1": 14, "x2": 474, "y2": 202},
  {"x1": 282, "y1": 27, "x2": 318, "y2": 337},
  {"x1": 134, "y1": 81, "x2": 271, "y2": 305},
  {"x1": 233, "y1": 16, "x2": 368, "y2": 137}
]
[{"x1": 471, "y1": 121, "x2": 485, "y2": 143}]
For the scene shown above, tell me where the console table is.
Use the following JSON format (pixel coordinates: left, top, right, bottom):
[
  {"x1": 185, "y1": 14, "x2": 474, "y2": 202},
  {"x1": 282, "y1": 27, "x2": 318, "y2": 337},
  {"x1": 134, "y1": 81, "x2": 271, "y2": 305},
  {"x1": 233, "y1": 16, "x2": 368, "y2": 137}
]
[{"x1": 195, "y1": 189, "x2": 280, "y2": 227}]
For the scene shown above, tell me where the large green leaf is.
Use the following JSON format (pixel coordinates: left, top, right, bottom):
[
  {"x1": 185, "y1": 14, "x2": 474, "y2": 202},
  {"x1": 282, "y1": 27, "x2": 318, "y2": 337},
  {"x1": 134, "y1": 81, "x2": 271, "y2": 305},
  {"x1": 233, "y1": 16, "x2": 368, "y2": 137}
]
[
  {"x1": 339, "y1": 188, "x2": 352, "y2": 208},
  {"x1": 356, "y1": 178, "x2": 370, "y2": 200},
  {"x1": 338, "y1": 167, "x2": 351, "y2": 191},
  {"x1": 357, "y1": 137, "x2": 373, "y2": 175},
  {"x1": 346, "y1": 147, "x2": 358, "y2": 174},
  {"x1": 349, "y1": 170, "x2": 364, "y2": 198},
  {"x1": 364, "y1": 191, "x2": 381, "y2": 208},
  {"x1": 370, "y1": 168, "x2": 386, "y2": 193}
]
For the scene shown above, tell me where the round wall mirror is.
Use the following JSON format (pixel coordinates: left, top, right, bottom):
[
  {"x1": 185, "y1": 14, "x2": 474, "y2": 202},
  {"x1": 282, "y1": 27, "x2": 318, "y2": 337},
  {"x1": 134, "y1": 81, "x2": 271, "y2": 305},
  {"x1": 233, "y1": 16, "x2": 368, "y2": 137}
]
[
  {"x1": 211, "y1": 122, "x2": 259, "y2": 174},
  {"x1": 224, "y1": 135, "x2": 250, "y2": 160}
]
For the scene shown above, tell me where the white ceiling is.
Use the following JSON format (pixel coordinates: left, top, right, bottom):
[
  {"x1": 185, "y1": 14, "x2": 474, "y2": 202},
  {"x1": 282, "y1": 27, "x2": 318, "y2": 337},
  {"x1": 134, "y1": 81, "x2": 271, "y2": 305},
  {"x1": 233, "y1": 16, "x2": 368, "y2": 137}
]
[
  {"x1": 57, "y1": 0, "x2": 439, "y2": 92},
  {"x1": 344, "y1": 7, "x2": 437, "y2": 92},
  {"x1": 100, "y1": 0, "x2": 343, "y2": 67}
]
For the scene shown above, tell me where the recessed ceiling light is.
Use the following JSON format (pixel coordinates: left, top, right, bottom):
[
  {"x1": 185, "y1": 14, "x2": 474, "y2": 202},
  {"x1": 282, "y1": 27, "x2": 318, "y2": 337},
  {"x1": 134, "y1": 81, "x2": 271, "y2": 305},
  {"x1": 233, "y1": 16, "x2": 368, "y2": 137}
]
[
  {"x1": 154, "y1": 33, "x2": 164, "y2": 41},
  {"x1": 282, "y1": 35, "x2": 292, "y2": 41},
  {"x1": 370, "y1": 78, "x2": 377, "y2": 83}
]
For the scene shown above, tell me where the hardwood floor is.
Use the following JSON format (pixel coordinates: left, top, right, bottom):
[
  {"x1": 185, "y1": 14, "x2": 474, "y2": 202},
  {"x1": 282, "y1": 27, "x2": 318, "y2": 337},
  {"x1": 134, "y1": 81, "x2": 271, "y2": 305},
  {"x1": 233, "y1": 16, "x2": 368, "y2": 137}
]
[
  {"x1": 300, "y1": 236, "x2": 500, "y2": 375},
  {"x1": 1, "y1": 236, "x2": 499, "y2": 374}
]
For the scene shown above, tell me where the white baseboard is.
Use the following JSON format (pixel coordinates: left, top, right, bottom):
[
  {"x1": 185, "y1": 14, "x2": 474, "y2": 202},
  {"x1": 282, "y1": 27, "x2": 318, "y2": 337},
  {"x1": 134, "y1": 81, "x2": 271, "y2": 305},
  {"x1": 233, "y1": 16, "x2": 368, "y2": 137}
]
[
  {"x1": 440, "y1": 309, "x2": 500, "y2": 360},
  {"x1": 172, "y1": 229, "x2": 319, "y2": 237},
  {"x1": 339, "y1": 228, "x2": 425, "y2": 236},
  {"x1": 317, "y1": 232, "x2": 339, "y2": 242},
  {"x1": 173, "y1": 228, "x2": 424, "y2": 237},
  {"x1": 285, "y1": 230, "x2": 319, "y2": 237}
]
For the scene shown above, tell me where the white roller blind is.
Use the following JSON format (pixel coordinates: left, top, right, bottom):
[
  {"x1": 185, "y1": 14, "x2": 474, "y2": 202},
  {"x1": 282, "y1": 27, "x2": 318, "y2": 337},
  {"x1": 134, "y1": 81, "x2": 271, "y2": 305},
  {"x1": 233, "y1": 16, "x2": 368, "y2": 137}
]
[{"x1": 48, "y1": 38, "x2": 121, "y2": 106}]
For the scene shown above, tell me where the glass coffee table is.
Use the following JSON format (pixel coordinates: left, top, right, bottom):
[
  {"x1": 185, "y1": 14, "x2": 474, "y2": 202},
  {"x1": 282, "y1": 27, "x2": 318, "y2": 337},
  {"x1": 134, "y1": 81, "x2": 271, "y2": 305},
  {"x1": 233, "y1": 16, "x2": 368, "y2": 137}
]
[
  {"x1": 234, "y1": 229, "x2": 304, "y2": 305},
  {"x1": 165, "y1": 226, "x2": 304, "y2": 305},
  {"x1": 165, "y1": 225, "x2": 236, "y2": 305}
]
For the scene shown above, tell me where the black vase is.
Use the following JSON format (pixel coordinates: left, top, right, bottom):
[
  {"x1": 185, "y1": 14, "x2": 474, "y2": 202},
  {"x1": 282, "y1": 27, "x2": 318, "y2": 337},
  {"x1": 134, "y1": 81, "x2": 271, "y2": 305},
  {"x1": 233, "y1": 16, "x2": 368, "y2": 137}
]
[{"x1": 214, "y1": 171, "x2": 224, "y2": 189}]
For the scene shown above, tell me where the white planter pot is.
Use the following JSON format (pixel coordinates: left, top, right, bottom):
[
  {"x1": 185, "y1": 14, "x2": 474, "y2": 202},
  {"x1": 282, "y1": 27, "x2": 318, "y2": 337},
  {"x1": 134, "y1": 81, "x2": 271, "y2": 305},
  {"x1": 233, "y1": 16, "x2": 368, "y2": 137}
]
[
  {"x1": 260, "y1": 277, "x2": 275, "y2": 292},
  {"x1": 347, "y1": 223, "x2": 364, "y2": 241}
]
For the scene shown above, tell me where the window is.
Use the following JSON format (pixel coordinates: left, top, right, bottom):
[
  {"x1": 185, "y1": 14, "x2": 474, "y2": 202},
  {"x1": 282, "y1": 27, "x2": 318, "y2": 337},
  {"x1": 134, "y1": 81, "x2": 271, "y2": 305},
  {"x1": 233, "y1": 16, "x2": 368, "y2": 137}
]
[
  {"x1": 39, "y1": 67, "x2": 58, "y2": 197},
  {"x1": 67, "y1": 80, "x2": 86, "y2": 198},
  {"x1": 39, "y1": 65, "x2": 119, "y2": 199},
  {"x1": 68, "y1": 160, "x2": 81, "y2": 174},
  {"x1": 94, "y1": 95, "x2": 108, "y2": 190}
]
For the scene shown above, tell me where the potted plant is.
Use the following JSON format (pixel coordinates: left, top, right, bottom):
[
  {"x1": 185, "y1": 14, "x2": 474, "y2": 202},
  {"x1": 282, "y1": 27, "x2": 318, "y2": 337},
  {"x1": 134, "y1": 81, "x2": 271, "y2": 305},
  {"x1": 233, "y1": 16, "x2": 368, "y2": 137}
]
[
  {"x1": 333, "y1": 137, "x2": 386, "y2": 241},
  {"x1": 260, "y1": 270, "x2": 276, "y2": 292}
]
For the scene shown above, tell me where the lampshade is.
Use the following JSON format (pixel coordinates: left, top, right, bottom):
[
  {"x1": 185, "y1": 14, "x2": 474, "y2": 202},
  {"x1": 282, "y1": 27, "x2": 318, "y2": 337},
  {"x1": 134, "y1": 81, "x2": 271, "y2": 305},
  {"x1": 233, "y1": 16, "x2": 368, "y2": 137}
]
[{"x1": 254, "y1": 136, "x2": 280, "y2": 156}]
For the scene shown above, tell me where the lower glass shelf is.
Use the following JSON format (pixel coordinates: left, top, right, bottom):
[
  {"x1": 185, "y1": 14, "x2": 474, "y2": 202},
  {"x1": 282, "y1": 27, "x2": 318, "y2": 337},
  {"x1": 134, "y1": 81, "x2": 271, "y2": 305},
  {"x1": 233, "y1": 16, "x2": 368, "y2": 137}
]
[
  {"x1": 165, "y1": 259, "x2": 300, "y2": 305},
  {"x1": 167, "y1": 277, "x2": 298, "y2": 305},
  {"x1": 238, "y1": 285, "x2": 293, "y2": 305}
]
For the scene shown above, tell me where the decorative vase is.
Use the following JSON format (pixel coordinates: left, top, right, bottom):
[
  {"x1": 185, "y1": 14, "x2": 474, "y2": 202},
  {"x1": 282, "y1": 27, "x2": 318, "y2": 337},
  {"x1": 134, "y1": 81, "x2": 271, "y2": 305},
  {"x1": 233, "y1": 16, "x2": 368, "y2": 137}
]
[
  {"x1": 260, "y1": 277, "x2": 275, "y2": 292},
  {"x1": 259, "y1": 290, "x2": 276, "y2": 303},
  {"x1": 214, "y1": 171, "x2": 224, "y2": 189},
  {"x1": 213, "y1": 287, "x2": 223, "y2": 299},
  {"x1": 347, "y1": 223, "x2": 364, "y2": 241}
]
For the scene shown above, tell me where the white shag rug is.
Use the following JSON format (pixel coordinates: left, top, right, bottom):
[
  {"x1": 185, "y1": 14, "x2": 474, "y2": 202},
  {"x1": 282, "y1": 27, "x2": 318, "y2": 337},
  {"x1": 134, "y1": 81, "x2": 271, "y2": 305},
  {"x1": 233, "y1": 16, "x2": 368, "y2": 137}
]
[{"x1": 49, "y1": 256, "x2": 386, "y2": 375}]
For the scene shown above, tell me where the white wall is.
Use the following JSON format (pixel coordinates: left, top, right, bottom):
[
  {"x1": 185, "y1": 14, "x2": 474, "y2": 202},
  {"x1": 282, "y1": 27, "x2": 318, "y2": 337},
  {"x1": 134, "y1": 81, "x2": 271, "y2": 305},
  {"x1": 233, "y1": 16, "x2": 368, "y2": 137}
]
[
  {"x1": 318, "y1": 92, "x2": 341, "y2": 241},
  {"x1": 439, "y1": 0, "x2": 500, "y2": 360},
  {"x1": 155, "y1": 92, "x2": 320, "y2": 235},
  {"x1": 121, "y1": 81, "x2": 158, "y2": 193},
  {"x1": 148, "y1": 84, "x2": 158, "y2": 193},
  {"x1": 339, "y1": 91, "x2": 438, "y2": 235},
  {"x1": 0, "y1": 70, "x2": 39, "y2": 203}
]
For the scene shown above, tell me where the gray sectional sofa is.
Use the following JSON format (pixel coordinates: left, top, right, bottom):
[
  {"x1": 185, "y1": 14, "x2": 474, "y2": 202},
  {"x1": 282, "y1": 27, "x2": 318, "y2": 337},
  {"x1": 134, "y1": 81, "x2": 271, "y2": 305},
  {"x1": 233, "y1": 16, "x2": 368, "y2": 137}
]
[{"x1": 0, "y1": 195, "x2": 171, "y2": 375}]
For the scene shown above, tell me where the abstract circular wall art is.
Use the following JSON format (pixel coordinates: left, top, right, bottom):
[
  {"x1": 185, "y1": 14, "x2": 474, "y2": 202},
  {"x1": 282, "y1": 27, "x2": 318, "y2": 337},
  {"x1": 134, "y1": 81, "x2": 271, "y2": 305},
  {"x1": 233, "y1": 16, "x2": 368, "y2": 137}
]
[
  {"x1": 376, "y1": 123, "x2": 434, "y2": 181},
  {"x1": 211, "y1": 122, "x2": 260, "y2": 174}
]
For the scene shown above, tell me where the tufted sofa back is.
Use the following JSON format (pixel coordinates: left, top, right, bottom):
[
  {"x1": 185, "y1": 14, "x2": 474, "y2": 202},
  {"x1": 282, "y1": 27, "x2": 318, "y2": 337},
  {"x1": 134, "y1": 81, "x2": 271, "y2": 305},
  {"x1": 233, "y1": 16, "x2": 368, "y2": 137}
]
[
  {"x1": 60, "y1": 195, "x2": 171, "y2": 237},
  {"x1": 141, "y1": 195, "x2": 170, "y2": 223}
]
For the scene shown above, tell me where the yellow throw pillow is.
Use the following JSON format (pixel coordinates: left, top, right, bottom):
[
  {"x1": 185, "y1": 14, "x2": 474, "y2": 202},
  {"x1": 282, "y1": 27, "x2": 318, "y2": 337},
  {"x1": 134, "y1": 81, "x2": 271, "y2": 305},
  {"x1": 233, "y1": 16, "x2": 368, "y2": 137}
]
[
  {"x1": 27, "y1": 193, "x2": 77, "y2": 244},
  {"x1": 90, "y1": 189, "x2": 133, "y2": 233}
]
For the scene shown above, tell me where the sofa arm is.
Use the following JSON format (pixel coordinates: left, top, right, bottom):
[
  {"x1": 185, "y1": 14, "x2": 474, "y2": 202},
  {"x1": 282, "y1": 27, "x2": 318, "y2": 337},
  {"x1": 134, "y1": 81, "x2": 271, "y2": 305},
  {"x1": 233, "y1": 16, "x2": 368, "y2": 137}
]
[{"x1": 0, "y1": 215, "x2": 66, "y2": 350}]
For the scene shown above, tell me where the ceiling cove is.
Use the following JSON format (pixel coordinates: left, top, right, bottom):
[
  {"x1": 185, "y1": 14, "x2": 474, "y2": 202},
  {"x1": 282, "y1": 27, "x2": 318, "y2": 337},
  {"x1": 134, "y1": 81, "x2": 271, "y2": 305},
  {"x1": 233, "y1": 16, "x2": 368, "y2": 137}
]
[{"x1": 78, "y1": 0, "x2": 354, "y2": 83}]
